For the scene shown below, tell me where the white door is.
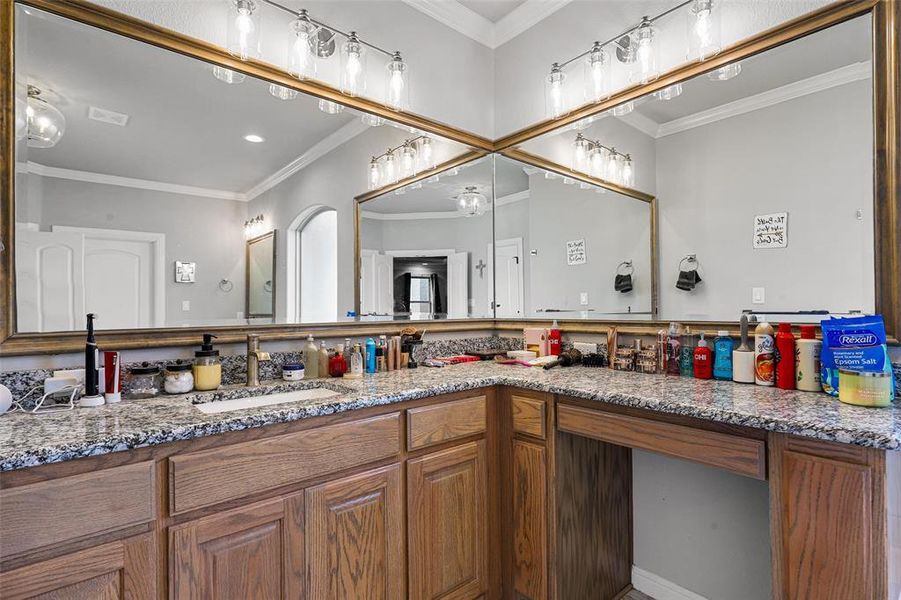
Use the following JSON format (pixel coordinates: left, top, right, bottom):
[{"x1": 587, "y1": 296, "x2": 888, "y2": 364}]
[
  {"x1": 54, "y1": 227, "x2": 165, "y2": 329},
  {"x1": 15, "y1": 229, "x2": 85, "y2": 332},
  {"x1": 493, "y1": 238, "x2": 524, "y2": 318},
  {"x1": 447, "y1": 252, "x2": 469, "y2": 319},
  {"x1": 360, "y1": 250, "x2": 393, "y2": 316}
]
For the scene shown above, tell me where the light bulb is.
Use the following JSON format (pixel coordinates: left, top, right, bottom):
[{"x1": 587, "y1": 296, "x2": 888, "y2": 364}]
[
  {"x1": 634, "y1": 18, "x2": 657, "y2": 83},
  {"x1": 401, "y1": 142, "x2": 417, "y2": 178},
  {"x1": 584, "y1": 42, "x2": 608, "y2": 103},
  {"x1": 212, "y1": 65, "x2": 246, "y2": 84},
  {"x1": 606, "y1": 150, "x2": 621, "y2": 183},
  {"x1": 688, "y1": 0, "x2": 721, "y2": 61},
  {"x1": 589, "y1": 147, "x2": 604, "y2": 178},
  {"x1": 368, "y1": 158, "x2": 381, "y2": 190},
  {"x1": 268, "y1": 84, "x2": 298, "y2": 100},
  {"x1": 572, "y1": 135, "x2": 590, "y2": 173},
  {"x1": 341, "y1": 32, "x2": 365, "y2": 96},
  {"x1": 545, "y1": 63, "x2": 566, "y2": 118},
  {"x1": 386, "y1": 52, "x2": 409, "y2": 111},
  {"x1": 227, "y1": 0, "x2": 260, "y2": 60},
  {"x1": 288, "y1": 10, "x2": 317, "y2": 79},
  {"x1": 622, "y1": 155, "x2": 634, "y2": 187},
  {"x1": 418, "y1": 137, "x2": 434, "y2": 170},
  {"x1": 383, "y1": 151, "x2": 396, "y2": 183},
  {"x1": 708, "y1": 62, "x2": 742, "y2": 81}
]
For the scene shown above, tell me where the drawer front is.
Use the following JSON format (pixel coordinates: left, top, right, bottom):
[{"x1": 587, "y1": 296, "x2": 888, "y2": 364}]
[
  {"x1": 0, "y1": 461, "x2": 156, "y2": 559},
  {"x1": 512, "y1": 395, "x2": 546, "y2": 439},
  {"x1": 407, "y1": 395, "x2": 487, "y2": 450},
  {"x1": 557, "y1": 404, "x2": 766, "y2": 480},
  {"x1": 169, "y1": 412, "x2": 401, "y2": 514}
]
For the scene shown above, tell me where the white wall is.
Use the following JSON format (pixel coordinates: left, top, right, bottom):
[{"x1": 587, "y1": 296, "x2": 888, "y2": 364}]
[
  {"x1": 656, "y1": 79, "x2": 874, "y2": 321},
  {"x1": 91, "y1": 0, "x2": 495, "y2": 137},
  {"x1": 18, "y1": 174, "x2": 247, "y2": 327},
  {"x1": 493, "y1": 0, "x2": 835, "y2": 137}
]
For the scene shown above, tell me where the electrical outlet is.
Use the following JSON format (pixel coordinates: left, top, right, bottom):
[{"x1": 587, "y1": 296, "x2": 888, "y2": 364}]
[
  {"x1": 752, "y1": 287, "x2": 765, "y2": 304},
  {"x1": 580, "y1": 292, "x2": 589, "y2": 305},
  {"x1": 182, "y1": 300, "x2": 191, "y2": 312}
]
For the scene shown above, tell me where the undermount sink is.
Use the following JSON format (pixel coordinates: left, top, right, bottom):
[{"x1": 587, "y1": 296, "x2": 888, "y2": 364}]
[{"x1": 191, "y1": 382, "x2": 351, "y2": 414}]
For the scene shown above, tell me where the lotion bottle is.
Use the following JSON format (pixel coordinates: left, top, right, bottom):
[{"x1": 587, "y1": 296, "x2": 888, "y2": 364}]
[
  {"x1": 754, "y1": 320, "x2": 775, "y2": 386},
  {"x1": 693, "y1": 333, "x2": 713, "y2": 379},
  {"x1": 303, "y1": 335, "x2": 319, "y2": 379},
  {"x1": 318, "y1": 342, "x2": 330, "y2": 378},
  {"x1": 795, "y1": 325, "x2": 822, "y2": 392}
]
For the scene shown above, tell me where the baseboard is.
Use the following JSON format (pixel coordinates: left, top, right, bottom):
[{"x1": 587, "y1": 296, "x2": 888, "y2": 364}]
[{"x1": 632, "y1": 566, "x2": 708, "y2": 600}]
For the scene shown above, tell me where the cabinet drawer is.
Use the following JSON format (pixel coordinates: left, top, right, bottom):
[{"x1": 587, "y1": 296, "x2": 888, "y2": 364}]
[
  {"x1": 512, "y1": 395, "x2": 546, "y2": 439},
  {"x1": 169, "y1": 412, "x2": 401, "y2": 514},
  {"x1": 407, "y1": 395, "x2": 487, "y2": 450},
  {"x1": 557, "y1": 404, "x2": 766, "y2": 480},
  {"x1": 0, "y1": 461, "x2": 155, "y2": 559}
]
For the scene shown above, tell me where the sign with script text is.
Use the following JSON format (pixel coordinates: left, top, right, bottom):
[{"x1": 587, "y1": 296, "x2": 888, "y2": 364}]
[
  {"x1": 753, "y1": 212, "x2": 788, "y2": 249},
  {"x1": 566, "y1": 239, "x2": 587, "y2": 265}
]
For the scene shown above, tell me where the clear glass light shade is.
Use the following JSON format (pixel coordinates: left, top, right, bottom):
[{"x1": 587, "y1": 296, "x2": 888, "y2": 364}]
[
  {"x1": 572, "y1": 135, "x2": 590, "y2": 172},
  {"x1": 632, "y1": 19, "x2": 658, "y2": 84},
  {"x1": 605, "y1": 151, "x2": 621, "y2": 183},
  {"x1": 708, "y1": 62, "x2": 742, "y2": 81},
  {"x1": 621, "y1": 155, "x2": 635, "y2": 187},
  {"x1": 545, "y1": 64, "x2": 567, "y2": 118},
  {"x1": 15, "y1": 95, "x2": 27, "y2": 141},
  {"x1": 654, "y1": 83, "x2": 683, "y2": 100},
  {"x1": 340, "y1": 33, "x2": 366, "y2": 96},
  {"x1": 361, "y1": 113, "x2": 385, "y2": 127},
  {"x1": 456, "y1": 187, "x2": 487, "y2": 217},
  {"x1": 288, "y1": 12, "x2": 317, "y2": 79},
  {"x1": 611, "y1": 100, "x2": 634, "y2": 116},
  {"x1": 268, "y1": 84, "x2": 298, "y2": 100},
  {"x1": 400, "y1": 142, "x2": 417, "y2": 178},
  {"x1": 318, "y1": 99, "x2": 345, "y2": 114},
  {"x1": 368, "y1": 159, "x2": 381, "y2": 190},
  {"x1": 687, "y1": 0, "x2": 721, "y2": 61},
  {"x1": 26, "y1": 91, "x2": 66, "y2": 148},
  {"x1": 583, "y1": 43, "x2": 609, "y2": 103},
  {"x1": 382, "y1": 152, "x2": 396, "y2": 183},
  {"x1": 386, "y1": 53, "x2": 409, "y2": 111},
  {"x1": 212, "y1": 65, "x2": 246, "y2": 84},
  {"x1": 227, "y1": 0, "x2": 261, "y2": 60},
  {"x1": 418, "y1": 137, "x2": 434, "y2": 170},
  {"x1": 588, "y1": 147, "x2": 605, "y2": 178}
]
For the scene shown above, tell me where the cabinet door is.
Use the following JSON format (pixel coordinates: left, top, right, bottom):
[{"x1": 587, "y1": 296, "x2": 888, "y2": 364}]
[
  {"x1": 0, "y1": 533, "x2": 155, "y2": 600},
  {"x1": 170, "y1": 493, "x2": 304, "y2": 599},
  {"x1": 513, "y1": 440, "x2": 548, "y2": 600},
  {"x1": 408, "y1": 440, "x2": 488, "y2": 600},
  {"x1": 306, "y1": 464, "x2": 404, "y2": 599}
]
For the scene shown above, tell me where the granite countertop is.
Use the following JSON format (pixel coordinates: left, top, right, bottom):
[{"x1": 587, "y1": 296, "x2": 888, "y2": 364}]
[{"x1": 1, "y1": 361, "x2": 899, "y2": 471}]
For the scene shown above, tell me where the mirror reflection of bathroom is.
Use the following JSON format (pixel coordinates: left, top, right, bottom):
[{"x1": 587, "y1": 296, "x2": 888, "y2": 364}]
[
  {"x1": 246, "y1": 231, "x2": 276, "y2": 319},
  {"x1": 359, "y1": 156, "x2": 494, "y2": 320},
  {"x1": 492, "y1": 155, "x2": 654, "y2": 320}
]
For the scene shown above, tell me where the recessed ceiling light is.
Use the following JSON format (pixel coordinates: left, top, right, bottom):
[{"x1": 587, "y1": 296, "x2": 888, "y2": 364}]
[{"x1": 244, "y1": 134, "x2": 264, "y2": 143}]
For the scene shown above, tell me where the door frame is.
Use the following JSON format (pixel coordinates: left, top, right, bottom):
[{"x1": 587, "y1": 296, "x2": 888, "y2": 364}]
[
  {"x1": 53, "y1": 226, "x2": 166, "y2": 327},
  {"x1": 490, "y1": 237, "x2": 524, "y2": 318}
]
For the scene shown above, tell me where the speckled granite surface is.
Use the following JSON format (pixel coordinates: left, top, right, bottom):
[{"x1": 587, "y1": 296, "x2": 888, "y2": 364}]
[{"x1": 1, "y1": 361, "x2": 898, "y2": 472}]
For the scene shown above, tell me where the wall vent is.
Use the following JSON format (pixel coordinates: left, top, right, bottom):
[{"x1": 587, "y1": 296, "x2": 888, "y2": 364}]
[{"x1": 88, "y1": 106, "x2": 129, "y2": 126}]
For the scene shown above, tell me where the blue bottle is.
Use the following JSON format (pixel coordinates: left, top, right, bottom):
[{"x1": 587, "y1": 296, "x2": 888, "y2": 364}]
[
  {"x1": 713, "y1": 330, "x2": 734, "y2": 380},
  {"x1": 365, "y1": 337, "x2": 377, "y2": 374}
]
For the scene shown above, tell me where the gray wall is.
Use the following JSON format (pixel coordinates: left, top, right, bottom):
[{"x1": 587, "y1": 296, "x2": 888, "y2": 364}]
[
  {"x1": 19, "y1": 174, "x2": 247, "y2": 327},
  {"x1": 656, "y1": 80, "x2": 874, "y2": 321}
]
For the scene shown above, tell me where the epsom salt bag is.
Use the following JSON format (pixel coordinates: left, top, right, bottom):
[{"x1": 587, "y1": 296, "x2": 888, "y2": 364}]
[{"x1": 820, "y1": 315, "x2": 895, "y2": 397}]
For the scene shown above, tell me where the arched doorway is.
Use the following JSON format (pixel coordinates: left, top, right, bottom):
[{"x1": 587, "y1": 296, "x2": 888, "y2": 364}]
[{"x1": 286, "y1": 206, "x2": 337, "y2": 323}]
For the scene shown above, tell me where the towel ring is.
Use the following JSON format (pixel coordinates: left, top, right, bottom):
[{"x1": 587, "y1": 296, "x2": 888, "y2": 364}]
[
  {"x1": 679, "y1": 254, "x2": 699, "y2": 271},
  {"x1": 616, "y1": 260, "x2": 634, "y2": 276},
  {"x1": 264, "y1": 280, "x2": 273, "y2": 293},
  {"x1": 218, "y1": 278, "x2": 234, "y2": 292}
]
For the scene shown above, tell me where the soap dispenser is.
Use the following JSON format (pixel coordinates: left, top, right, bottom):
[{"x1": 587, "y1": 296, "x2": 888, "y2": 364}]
[{"x1": 193, "y1": 333, "x2": 222, "y2": 391}]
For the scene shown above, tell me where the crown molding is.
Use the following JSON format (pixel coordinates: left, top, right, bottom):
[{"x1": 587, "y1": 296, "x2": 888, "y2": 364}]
[
  {"x1": 657, "y1": 60, "x2": 872, "y2": 138},
  {"x1": 245, "y1": 119, "x2": 370, "y2": 201},
  {"x1": 616, "y1": 110, "x2": 661, "y2": 139},
  {"x1": 25, "y1": 162, "x2": 247, "y2": 201},
  {"x1": 402, "y1": 0, "x2": 571, "y2": 49},
  {"x1": 361, "y1": 189, "x2": 529, "y2": 220}
]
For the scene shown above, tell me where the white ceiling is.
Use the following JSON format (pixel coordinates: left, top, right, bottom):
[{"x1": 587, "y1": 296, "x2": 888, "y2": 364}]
[
  {"x1": 16, "y1": 5, "x2": 443, "y2": 196},
  {"x1": 458, "y1": 0, "x2": 527, "y2": 22}
]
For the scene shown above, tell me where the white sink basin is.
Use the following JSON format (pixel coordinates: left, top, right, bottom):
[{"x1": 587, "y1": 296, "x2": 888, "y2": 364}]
[{"x1": 194, "y1": 387, "x2": 342, "y2": 414}]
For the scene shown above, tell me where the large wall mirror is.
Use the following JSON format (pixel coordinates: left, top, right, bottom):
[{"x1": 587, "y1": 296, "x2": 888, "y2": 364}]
[
  {"x1": 11, "y1": 3, "x2": 473, "y2": 333},
  {"x1": 513, "y1": 13, "x2": 876, "y2": 324}
]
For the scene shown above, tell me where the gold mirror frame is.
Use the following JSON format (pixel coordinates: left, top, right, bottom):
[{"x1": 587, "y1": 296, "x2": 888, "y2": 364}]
[{"x1": 1, "y1": 0, "x2": 898, "y2": 354}]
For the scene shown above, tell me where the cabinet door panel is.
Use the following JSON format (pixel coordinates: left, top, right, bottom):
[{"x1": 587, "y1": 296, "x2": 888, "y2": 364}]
[
  {"x1": 513, "y1": 440, "x2": 547, "y2": 600},
  {"x1": 306, "y1": 464, "x2": 404, "y2": 600},
  {"x1": 408, "y1": 440, "x2": 488, "y2": 600},
  {"x1": 170, "y1": 493, "x2": 304, "y2": 600}
]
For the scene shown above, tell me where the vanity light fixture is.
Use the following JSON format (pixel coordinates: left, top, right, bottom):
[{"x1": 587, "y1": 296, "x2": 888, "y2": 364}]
[
  {"x1": 571, "y1": 133, "x2": 634, "y2": 187},
  {"x1": 25, "y1": 85, "x2": 66, "y2": 148},
  {"x1": 546, "y1": 0, "x2": 724, "y2": 111},
  {"x1": 227, "y1": 0, "x2": 261, "y2": 60},
  {"x1": 268, "y1": 83, "x2": 298, "y2": 100},
  {"x1": 244, "y1": 134, "x2": 265, "y2": 143},
  {"x1": 366, "y1": 135, "x2": 432, "y2": 189},
  {"x1": 654, "y1": 83, "x2": 683, "y2": 100},
  {"x1": 456, "y1": 186, "x2": 488, "y2": 218},
  {"x1": 244, "y1": 214, "x2": 265, "y2": 237},
  {"x1": 318, "y1": 99, "x2": 345, "y2": 114},
  {"x1": 708, "y1": 62, "x2": 742, "y2": 81},
  {"x1": 361, "y1": 113, "x2": 386, "y2": 127},
  {"x1": 611, "y1": 100, "x2": 635, "y2": 116},
  {"x1": 386, "y1": 52, "x2": 409, "y2": 111},
  {"x1": 212, "y1": 65, "x2": 246, "y2": 85},
  {"x1": 288, "y1": 9, "x2": 317, "y2": 79},
  {"x1": 340, "y1": 32, "x2": 366, "y2": 96}
]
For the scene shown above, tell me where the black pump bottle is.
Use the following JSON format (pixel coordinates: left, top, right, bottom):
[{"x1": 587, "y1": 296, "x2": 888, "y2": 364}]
[{"x1": 84, "y1": 313, "x2": 100, "y2": 397}]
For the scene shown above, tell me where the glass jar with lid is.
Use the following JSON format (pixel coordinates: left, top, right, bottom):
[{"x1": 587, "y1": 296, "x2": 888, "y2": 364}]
[
  {"x1": 164, "y1": 360, "x2": 195, "y2": 394},
  {"x1": 193, "y1": 333, "x2": 222, "y2": 391},
  {"x1": 123, "y1": 362, "x2": 162, "y2": 399}
]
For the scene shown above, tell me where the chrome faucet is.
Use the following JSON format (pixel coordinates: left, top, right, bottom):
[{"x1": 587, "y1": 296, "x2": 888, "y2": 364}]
[{"x1": 246, "y1": 334, "x2": 271, "y2": 387}]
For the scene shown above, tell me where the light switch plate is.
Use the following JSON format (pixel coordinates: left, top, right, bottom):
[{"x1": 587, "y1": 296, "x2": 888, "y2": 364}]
[
  {"x1": 752, "y1": 287, "x2": 765, "y2": 304},
  {"x1": 182, "y1": 300, "x2": 191, "y2": 311},
  {"x1": 580, "y1": 292, "x2": 589, "y2": 305}
]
